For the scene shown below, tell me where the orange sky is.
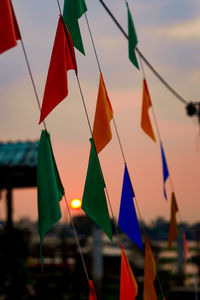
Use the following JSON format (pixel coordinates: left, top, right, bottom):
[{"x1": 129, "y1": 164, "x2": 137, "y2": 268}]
[{"x1": 0, "y1": 0, "x2": 200, "y2": 225}]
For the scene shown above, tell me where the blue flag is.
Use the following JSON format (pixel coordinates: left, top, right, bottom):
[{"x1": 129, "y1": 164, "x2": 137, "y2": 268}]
[
  {"x1": 118, "y1": 164, "x2": 143, "y2": 249},
  {"x1": 160, "y1": 142, "x2": 169, "y2": 200}
]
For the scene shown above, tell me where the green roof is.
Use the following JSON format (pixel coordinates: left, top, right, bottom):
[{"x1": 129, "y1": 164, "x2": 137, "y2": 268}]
[
  {"x1": 0, "y1": 141, "x2": 38, "y2": 167},
  {"x1": 0, "y1": 140, "x2": 38, "y2": 189}
]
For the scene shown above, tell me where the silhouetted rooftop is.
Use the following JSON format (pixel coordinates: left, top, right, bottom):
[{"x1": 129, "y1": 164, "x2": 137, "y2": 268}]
[{"x1": 0, "y1": 140, "x2": 38, "y2": 189}]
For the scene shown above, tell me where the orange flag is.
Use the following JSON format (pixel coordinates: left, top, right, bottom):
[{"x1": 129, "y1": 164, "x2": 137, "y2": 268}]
[
  {"x1": 168, "y1": 192, "x2": 179, "y2": 248},
  {"x1": 39, "y1": 16, "x2": 77, "y2": 124},
  {"x1": 143, "y1": 238, "x2": 158, "y2": 300},
  {"x1": 89, "y1": 281, "x2": 97, "y2": 300},
  {"x1": 120, "y1": 244, "x2": 138, "y2": 300},
  {"x1": 141, "y1": 79, "x2": 156, "y2": 142},
  {"x1": 0, "y1": 0, "x2": 21, "y2": 54},
  {"x1": 92, "y1": 73, "x2": 113, "y2": 153}
]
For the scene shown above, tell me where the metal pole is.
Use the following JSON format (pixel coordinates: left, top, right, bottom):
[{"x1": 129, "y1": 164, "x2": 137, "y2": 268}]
[
  {"x1": 6, "y1": 188, "x2": 13, "y2": 231},
  {"x1": 92, "y1": 224, "x2": 103, "y2": 298}
]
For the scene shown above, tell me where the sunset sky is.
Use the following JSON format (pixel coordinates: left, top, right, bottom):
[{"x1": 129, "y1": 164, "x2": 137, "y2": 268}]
[{"x1": 0, "y1": 0, "x2": 200, "y2": 225}]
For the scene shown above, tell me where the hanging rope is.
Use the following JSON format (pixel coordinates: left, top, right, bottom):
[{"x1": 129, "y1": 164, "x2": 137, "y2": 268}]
[
  {"x1": 98, "y1": 0, "x2": 189, "y2": 105},
  {"x1": 85, "y1": 9, "x2": 147, "y2": 236},
  {"x1": 56, "y1": 0, "x2": 121, "y2": 241},
  {"x1": 11, "y1": 1, "x2": 92, "y2": 284},
  {"x1": 64, "y1": 195, "x2": 90, "y2": 282},
  {"x1": 84, "y1": 3, "x2": 167, "y2": 298},
  {"x1": 139, "y1": 54, "x2": 183, "y2": 223},
  {"x1": 20, "y1": 36, "x2": 47, "y2": 130}
]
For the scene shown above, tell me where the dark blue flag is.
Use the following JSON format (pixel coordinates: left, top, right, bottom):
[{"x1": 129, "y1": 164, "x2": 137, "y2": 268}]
[
  {"x1": 118, "y1": 164, "x2": 143, "y2": 249},
  {"x1": 160, "y1": 142, "x2": 169, "y2": 200}
]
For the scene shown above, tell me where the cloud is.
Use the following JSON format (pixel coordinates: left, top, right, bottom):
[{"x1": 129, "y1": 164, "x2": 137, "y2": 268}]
[
  {"x1": 191, "y1": 70, "x2": 200, "y2": 82},
  {"x1": 97, "y1": 36, "x2": 123, "y2": 50},
  {"x1": 156, "y1": 17, "x2": 200, "y2": 40}
]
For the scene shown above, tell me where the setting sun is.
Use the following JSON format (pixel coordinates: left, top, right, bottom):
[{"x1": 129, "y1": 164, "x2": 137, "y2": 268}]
[{"x1": 70, "y1": 198, "x2": 82, "y2": 210}]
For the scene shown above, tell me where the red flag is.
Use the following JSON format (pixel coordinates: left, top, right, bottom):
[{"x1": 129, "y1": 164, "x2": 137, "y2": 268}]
[
  {"x1": 120, "y1": 244, "x2": 138, "y2": 300},
  {"x1": 39, "y1": 16, "x2": 77, "y2": 124},
  {"x1": 0, "y1": 0, "x2": 21, "y2": 54},
  {"x1": 10, "y1": 1, "x2": 20, "y2": 39},
  {"x1": 89, "y1": 281, "x2": 97, "y2": 300}
]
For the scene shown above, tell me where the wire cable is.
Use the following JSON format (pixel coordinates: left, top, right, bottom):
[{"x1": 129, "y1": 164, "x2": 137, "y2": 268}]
[
  {"x1": 20, "y1": 36, "x2": 47, "y2": 131},
  {"x1": 98, "y1": 0, "x2": 189, "y2": 105},
  {"x1": 85, "y1": 7, "x2": 148, "y2": 237},
  {"x1": 139, "y1": 54, "x2": 183, "y2": 223},
  {"x1": 84, "y1": 7, "x2": 167, "y2": 299},
  {"x1": 13, "y1": 0, "x2": 91, "y2": 283}
]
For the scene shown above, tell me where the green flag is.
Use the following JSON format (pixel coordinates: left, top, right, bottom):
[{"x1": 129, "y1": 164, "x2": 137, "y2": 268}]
[
  {"x1": 37, "y1": 130, "x2": 64, "y2": 267},
  {"x1": 82, "y1": 138, "x2": 112, "y2": 240},
  {"x1": 63, "y1": 0, "x2": 87, "y2": 55},
  {"x1": 127, "y1": 3, "x2": 139, "y2": 69}
]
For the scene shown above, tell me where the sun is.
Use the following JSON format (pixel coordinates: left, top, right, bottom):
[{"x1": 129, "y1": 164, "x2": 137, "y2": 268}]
[{"x1": 70, "y1": 198, "x2": 82, "y2": 210}]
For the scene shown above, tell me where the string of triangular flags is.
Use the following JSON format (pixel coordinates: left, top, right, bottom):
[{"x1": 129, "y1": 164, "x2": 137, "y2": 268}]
[
  {"x1": 65, "y1": 1, "x2": 164, "y2": 297},
  {"x1": 98, "y1": 0, "x2": 189, "y2": 106},
  {"x1": 0, "y1": 0, "x2": 97, "y2": 297},
  {"x1": 80, "y1": 2, "x2": 170, "y2": 298},
  {"x1": 0, "y1": 0, "x2": 181, "y2": 298},
  {"x1": 139, "y1": 56, "x2": 186, "y2": 251},
  {"x1": 0, "y1": 0, "x2": 192, "y2": 298},
  {"x1": 55, "y1": 5, "x2": 145, "y2": 298}
]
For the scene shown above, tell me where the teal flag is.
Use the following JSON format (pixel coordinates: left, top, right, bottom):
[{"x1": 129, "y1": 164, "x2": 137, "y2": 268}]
[
  {"x1": 127, "y1": 3, "x2": 139, "y2": 69},
  {"x1": 37, "y1": 130, "x2": 64, "y2": 268},
  {"x1": 63, "y1": 0, "x2": 87, "y2": 55},
  {"x1": 82, "y1": 138, "x2": 112, "y2": 240}
]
